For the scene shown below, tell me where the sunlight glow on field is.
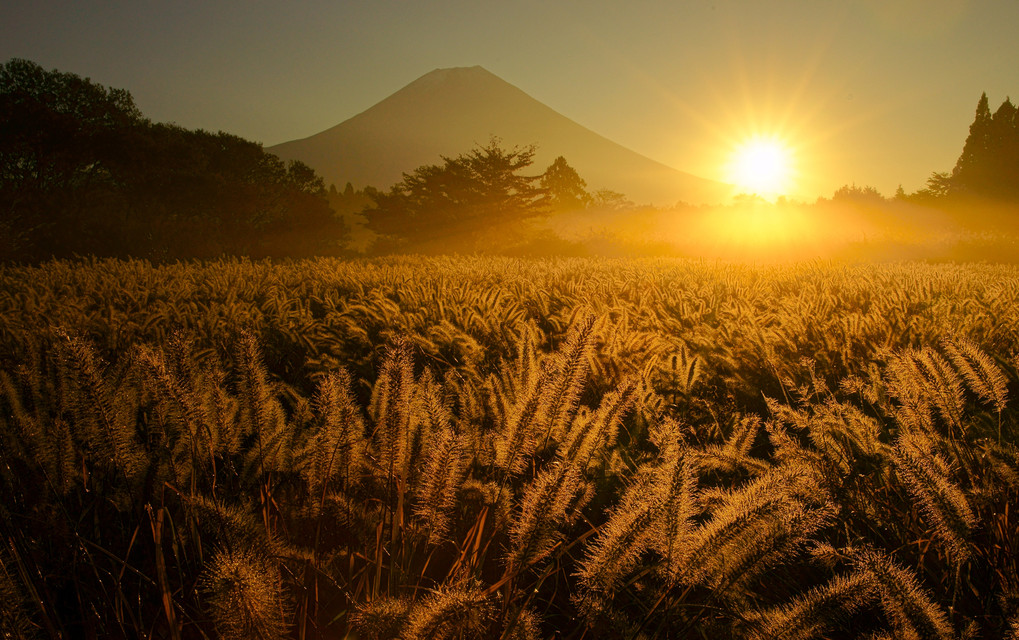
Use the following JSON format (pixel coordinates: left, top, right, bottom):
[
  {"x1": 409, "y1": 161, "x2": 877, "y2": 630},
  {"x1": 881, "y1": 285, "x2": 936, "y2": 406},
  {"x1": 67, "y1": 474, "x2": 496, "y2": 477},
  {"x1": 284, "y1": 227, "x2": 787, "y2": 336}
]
[{"x1": 694, "y1": 198, "x2": 823, "y2": 258}]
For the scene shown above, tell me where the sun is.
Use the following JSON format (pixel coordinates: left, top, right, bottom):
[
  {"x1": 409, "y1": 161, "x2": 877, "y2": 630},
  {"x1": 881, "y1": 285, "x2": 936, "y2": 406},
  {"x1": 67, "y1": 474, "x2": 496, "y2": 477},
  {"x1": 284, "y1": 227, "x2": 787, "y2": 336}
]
[{"x1": 726, "y1": 136, "x2": 795, "y2": 198}]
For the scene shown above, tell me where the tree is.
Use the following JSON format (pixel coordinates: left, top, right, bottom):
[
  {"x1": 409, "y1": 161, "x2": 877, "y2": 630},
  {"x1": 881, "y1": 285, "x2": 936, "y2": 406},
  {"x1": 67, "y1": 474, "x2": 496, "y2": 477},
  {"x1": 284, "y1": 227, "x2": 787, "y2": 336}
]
[
  {"x1": 924, "y1": 172, "x2": 953, "y2": 199},
  {"x1": 590, "y1": 189, "x2": 634, "y2": 211},
  {"x1": 540, "y1": 156, "x2": 591, "y2": 212},
  {"x1": 365, "y1": 138, "x2": 544, "y2": 251},
  {"x1": 327, "y1": 182, "x2": 373, "y2": 217},
  {"x1": 951, "y1": 93, "x2": 993, "y2": 195},
  {"x1": 939, "y1": 93, "x2": 1019, "y2": 201},
  {"x1": 985, "y1": 98, "x2": 1019, "y2": 198}
]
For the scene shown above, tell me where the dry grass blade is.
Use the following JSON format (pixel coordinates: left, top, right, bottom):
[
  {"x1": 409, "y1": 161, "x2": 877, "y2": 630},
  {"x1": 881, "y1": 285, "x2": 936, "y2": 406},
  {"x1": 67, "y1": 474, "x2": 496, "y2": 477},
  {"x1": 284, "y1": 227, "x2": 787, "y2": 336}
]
[
  {"x1": 57, "y1": 331, "x2": 144, "y2": 482},
  {"x1": 917, "y1": 347, "x2": 966, "y2": 436},
  {"x1": 413, "y1": 423, "x2": 467, "y2": 544},
  {"x1": 349, "y1": 597, "x2": 412, "y2": 640},
  {"x1": 200, "y1": 546, "x2": 289, "y2": 640},
  {"x1": 506, "y1": 461, "x2": 585, "y2": 570},
  {"x1": 574, "y1": 470, "x2": 663, "y2": 620},
  {"x1": 746, "y1": 572, "x2": 876, "y2": 640},
  {"x1": 299, "y1": 368, "x2": 366, "y2": 515},
  {"x1": 944, "y1": 338, "x2": 1008, "y2": 413},
  {"x1": 892, "y1": 433, "x2": 976, "y2": 565},
  {"x1": 370, "y1": 338, "x2": 417, "y2": 482},
  {"x1": 849, "y1": 546, "x2": 955, "y2": 640},
  {"x1": 236, "y1": 331, "x2": 291, "y2": 479},
  {"x1": 400, "y1": 585, "x2": 493, "y2": 639},
  {"x1": 678, "y1": 467, "x2": 832, "y2": 592}
]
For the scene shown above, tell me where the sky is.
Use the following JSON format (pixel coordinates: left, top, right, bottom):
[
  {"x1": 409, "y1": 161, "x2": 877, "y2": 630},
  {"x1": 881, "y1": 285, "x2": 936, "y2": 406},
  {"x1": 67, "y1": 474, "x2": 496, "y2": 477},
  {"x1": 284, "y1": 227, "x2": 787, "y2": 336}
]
[{"x1": 3, "y1": 0, "x2": 1017, "y2": 200}]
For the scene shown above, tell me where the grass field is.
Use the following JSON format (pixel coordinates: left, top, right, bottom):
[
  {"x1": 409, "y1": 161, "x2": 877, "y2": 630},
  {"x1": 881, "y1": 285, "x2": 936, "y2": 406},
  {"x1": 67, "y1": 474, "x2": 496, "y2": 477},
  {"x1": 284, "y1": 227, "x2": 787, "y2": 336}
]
[{"x1": 1, "y1": 256, "x2": 1018, "y2": 639}]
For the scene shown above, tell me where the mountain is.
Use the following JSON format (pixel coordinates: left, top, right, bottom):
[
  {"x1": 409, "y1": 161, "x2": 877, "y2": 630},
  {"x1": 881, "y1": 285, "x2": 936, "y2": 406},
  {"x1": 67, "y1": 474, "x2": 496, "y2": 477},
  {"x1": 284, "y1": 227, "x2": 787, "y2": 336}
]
[{"x1": 268, "y1": 66, "x2": 729, "y2": 206}]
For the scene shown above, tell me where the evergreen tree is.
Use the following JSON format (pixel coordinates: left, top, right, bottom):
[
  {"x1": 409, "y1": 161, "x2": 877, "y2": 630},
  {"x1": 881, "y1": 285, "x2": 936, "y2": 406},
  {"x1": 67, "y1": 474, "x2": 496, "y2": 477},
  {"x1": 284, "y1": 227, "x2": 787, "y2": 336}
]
[
  {"x1": 540, "y1": 156, "x2": 592, "y2": 212},
  {"x1": 951, "y1": 93, "x2": 992, "y2": 193},
  {"x1": 987, "y1": 98, "x2": 1019, "y2": 197},
  {"x1": 947, "y1": 93, "x2": 1019, "y2": 200}
]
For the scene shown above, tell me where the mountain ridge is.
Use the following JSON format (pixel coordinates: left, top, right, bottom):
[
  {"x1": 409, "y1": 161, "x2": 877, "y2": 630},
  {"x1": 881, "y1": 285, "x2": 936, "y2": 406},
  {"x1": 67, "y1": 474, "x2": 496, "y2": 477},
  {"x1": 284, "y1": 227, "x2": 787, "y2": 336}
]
[{"x1": 268, "y1": 66, "x2": 729, "y2": 205}]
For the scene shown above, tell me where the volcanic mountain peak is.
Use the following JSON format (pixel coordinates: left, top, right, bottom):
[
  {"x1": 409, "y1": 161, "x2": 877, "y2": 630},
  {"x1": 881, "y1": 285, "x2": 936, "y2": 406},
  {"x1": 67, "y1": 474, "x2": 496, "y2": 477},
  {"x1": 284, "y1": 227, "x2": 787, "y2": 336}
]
[{"x1": 269, "y1": 66, "x2": 728, "y2": 205}]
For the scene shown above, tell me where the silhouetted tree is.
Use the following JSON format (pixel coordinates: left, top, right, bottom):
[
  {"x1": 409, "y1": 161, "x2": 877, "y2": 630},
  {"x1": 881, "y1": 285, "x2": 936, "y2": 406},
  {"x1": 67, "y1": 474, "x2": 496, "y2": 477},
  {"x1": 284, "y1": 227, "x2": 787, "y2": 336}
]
[
  {"x1": 0, "y1": 58, "x2": 144, "y2": 258},
  {"x1": 935, "y1": 93, "x2": 1019, "y2": 201},
  {"x1": 327, "y1": 182, "x2": 373, "y2": 217},
  {"x1": 831, "y1": 184, "x2": 884, "y2": 202},
  {"x1": 540, "y1": 156, "x2": 591, "y2": 212},
  {"x1": 590, "y1": 189, "x2": 634, "y2": 211},
  {"x1": 922, "y1": 172, "x2": 953, "y2": 199},
  {"x1": 365, "y1": 138, "x2": 544, "y2": 251},
  {"x1": 951, "y1": 93, "x2": 993, "y2": 195},
  {"x1": 985, "y1": 98, "x2": 1019, "y2": 197}
]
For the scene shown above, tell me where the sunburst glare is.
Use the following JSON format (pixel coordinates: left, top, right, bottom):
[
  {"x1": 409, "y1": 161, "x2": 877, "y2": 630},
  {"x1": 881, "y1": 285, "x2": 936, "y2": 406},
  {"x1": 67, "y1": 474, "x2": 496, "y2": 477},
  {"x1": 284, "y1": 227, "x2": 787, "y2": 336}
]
[{"x1": 725, "y1": 135, "x2": 796, "y2": 199}]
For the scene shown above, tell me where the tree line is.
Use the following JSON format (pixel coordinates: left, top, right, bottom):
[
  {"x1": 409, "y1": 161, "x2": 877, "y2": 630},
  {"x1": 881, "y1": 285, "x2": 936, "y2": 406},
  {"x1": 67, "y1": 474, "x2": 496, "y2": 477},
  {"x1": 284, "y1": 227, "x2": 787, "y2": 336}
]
[{"x1": 1, "y1": 58, "x2": 346, "y2": 261}]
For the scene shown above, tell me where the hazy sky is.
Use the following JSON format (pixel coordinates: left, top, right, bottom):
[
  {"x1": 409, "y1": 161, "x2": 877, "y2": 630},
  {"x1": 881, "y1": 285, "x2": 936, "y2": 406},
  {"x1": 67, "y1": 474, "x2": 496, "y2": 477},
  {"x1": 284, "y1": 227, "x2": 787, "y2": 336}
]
[{"x1": 3, "y1": 0, "x2": 1017, "y2": 199}]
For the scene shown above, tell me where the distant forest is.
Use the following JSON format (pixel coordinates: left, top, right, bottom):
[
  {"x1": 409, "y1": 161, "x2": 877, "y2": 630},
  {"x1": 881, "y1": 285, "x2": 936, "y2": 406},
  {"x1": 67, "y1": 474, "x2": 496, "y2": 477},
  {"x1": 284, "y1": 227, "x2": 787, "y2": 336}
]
[{"x1": 3, "y1": 58, "x2": 1019, "y2": 262}]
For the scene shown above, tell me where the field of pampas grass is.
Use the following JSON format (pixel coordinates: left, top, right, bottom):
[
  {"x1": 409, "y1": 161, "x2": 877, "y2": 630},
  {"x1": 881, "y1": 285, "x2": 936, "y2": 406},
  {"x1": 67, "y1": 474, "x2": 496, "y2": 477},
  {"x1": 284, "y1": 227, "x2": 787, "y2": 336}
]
[{"x1": 1, "y1": 256, "x2": 1018, "y2": 639}]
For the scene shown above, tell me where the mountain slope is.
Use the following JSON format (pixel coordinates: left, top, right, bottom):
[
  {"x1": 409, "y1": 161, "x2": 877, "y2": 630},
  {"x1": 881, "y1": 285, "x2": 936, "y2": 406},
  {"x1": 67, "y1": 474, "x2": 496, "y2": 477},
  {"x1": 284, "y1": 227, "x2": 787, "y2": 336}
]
[{"x1": 268, "y1": 66, "x2": 728, "y2": 205}]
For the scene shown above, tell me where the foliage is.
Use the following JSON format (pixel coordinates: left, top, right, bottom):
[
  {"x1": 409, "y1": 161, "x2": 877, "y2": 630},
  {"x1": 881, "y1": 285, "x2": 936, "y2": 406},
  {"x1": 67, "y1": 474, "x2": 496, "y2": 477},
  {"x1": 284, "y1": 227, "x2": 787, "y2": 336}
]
[
  {"x1": 326, "y1": 182, "x2": 374, "y2": 221},
  {"x1": 916, "y1": 92, "x2": 1019, "y2": 202},
  {"x1": 540, "y1": 156, "x2": 592, "y2": 213},
  {"x1": 364, "y1": 138, "x2": 545, "y2": 252},
  {"x1": 0, "y1": 58, "x2": 345, "y2": 261},
  {"x1": 1, "y1": 256, "x2": 1018, "y2": 638},
  {"x1": 830, "y1": 184, "x2": 884, "y2": 203}
]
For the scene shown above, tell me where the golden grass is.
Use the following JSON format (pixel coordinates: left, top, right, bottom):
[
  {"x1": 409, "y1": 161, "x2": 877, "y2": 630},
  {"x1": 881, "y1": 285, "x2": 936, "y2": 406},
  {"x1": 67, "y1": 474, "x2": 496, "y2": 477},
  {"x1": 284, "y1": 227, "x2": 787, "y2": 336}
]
[{"x1": 0, "y1": 256, "x2": 1017, "y2": 638}]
